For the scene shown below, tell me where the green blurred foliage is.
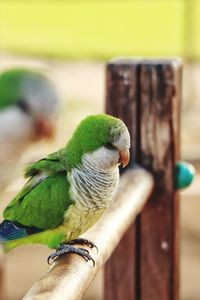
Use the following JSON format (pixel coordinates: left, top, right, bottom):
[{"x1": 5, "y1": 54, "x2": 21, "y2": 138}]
[{"x1": 0, "y1": 0, "x2": 199, "y2": 60}]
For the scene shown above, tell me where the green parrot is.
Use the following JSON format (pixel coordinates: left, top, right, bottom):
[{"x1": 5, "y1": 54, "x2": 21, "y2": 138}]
[
  {"x1": 0, "y1": 114, "x2": 130, "y2": 264},
  {"x1": 0, "y1": 68, "x2": 59, "y2": 193}
]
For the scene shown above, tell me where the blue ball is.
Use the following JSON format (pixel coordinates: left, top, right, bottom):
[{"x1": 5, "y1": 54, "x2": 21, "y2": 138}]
[{"x1": 175, "y1": 162, "x2": 196, "y2": 190}]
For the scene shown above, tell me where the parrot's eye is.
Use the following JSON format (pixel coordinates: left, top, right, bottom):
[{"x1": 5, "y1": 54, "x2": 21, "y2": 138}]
[
  {"x1": 17, "y1": 99, "x2": 30, "y2": 114},
  {"x1": 105, "y1": 142, "x2": 116, "y2": 150}
]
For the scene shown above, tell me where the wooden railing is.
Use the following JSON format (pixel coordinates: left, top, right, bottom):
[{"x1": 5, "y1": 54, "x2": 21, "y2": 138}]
[{"x1": 20, "y1": 58, "x2": 181, "y2": 300}]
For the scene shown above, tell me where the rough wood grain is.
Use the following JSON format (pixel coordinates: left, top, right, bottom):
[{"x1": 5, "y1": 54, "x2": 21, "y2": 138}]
[
  {"x1": 23, "y1": 169, "x2": 153, "y2": 300},
  {"x1": 138, "y1": 60, "x2": 181, "y2": 300},
  {"x1": 105, "y1": 60, "x2": 140, "y2": 300},
  {"x1": 104, "y1": 59, "x2": 181, "y2": 300}
]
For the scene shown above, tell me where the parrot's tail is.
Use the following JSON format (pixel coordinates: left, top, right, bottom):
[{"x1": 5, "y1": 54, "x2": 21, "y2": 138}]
[
  {"x1": 0, "y1": 220, "x2": 44, "y2": 252},
  {"x1": 0, "y1": 220, "x2": 27, "y2": 242},
  {"x1": 0, "y1": 220, "x2": 28, "y2": 252}
]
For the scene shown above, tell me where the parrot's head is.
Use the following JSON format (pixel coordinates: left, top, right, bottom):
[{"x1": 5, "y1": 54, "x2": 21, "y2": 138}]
[
  {"x1": 0, "y1": 68, "x2": 59, "y2": 141},
  {"x1": 65, "y1": 114, "x2": 130, "y2": 171}
]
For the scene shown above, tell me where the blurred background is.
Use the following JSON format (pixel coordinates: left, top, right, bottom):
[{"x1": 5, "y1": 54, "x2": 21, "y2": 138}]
[{"x1": 0, "y1": 1, "x2": 199, "y2": 299}]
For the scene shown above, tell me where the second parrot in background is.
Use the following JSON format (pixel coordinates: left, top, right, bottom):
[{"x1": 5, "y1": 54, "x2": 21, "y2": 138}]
[{"x1": 0, "y1": 68, "x2": 59, "y2": 193}]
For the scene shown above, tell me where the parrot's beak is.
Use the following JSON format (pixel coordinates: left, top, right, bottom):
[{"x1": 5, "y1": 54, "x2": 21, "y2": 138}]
[
  {"x1": 119, "y1": 149, "x2": 130, "y2": 168},
  {"x1": 34, "y1": 117, "x2": 56, "y2": 140}
]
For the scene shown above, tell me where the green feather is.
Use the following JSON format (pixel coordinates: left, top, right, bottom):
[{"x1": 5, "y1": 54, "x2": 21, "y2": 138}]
[
  {"x1": 4, "y1": 174, "x2": 73, "y2": 230},
  {"x1": 4, "y1": 231, "x2": 65, "y2": 252},
  {"x1": 63, "y1": 114, "x2": 125, "y2": 169},
  {"x1": 25, "y1": 150, "x2": 65, "y2": 177}
]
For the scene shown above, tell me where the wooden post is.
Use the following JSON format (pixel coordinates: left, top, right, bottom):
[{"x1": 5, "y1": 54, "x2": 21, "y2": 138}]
[
  {"x1": 104, "y1": 59, "x2": 182, "y2": 300},
  {"x1": 105, "y1": 60, "x2": 140, "y2": 300}
]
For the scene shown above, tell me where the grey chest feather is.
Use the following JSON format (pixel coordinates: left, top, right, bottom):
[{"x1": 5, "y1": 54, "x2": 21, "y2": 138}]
[{"x1": 68, "y1": 164, "x2": 119, "y2": 212}]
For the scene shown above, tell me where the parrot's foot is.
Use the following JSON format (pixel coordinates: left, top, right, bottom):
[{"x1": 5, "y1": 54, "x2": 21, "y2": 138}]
[
  {"x1": 47, "y1": 244, "x2": 95, "y2": 266},
  {"x1": 68, "y1": 238, "x2": 98, "y2": 253}
]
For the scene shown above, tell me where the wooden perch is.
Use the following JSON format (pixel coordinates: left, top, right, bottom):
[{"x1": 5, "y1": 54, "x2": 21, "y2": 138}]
[{"x1": 23, "y1": 168, "x2": 153, "y2": 300}]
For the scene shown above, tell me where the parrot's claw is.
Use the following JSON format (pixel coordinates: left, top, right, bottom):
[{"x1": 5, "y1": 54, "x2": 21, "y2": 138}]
[
  {"x1": 47, "y1": 244, "x2": 95, "y2": 266},
  {"x1": 68, "y1": 238, "x2": 98, "y2": 253}
]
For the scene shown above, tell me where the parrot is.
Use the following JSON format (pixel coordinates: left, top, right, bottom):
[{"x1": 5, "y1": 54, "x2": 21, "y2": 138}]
[
  {"x1": 0, "y1": 114, "x2": 130, "y2": 264},
  {"x1": 0, "y1": 68, "x2": 59, "y2": 193}
]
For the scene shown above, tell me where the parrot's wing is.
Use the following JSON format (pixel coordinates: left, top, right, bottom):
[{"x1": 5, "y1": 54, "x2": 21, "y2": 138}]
[
  {"x1": 3, "y1": 150, "x2": 73, "y2": 230},
  {"x1": 25, "y1": 149, "x2": 65, "y2": 177},
  {"x1": 3, "y1": 173, "x2": 73, "y2": 230},
  {"x1": 7, "y1": 149, "x2": 66, "y2": 205}
]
